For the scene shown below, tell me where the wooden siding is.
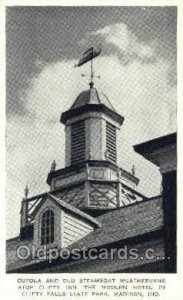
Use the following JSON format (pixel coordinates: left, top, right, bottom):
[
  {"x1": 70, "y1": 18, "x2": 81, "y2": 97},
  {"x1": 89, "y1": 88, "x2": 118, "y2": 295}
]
[{"x1": 63, "y1": 212, "x2": 93, "y2": 247}]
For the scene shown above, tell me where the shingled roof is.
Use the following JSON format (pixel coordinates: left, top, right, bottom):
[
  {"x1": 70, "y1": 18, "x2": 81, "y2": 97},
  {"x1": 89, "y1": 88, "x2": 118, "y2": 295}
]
[
  {"x1": 67, "y1": 195, "x2": 163, "y2": 250},
  {"x1": 6, "y1": 195, "x2": 163, "y2": 273}
]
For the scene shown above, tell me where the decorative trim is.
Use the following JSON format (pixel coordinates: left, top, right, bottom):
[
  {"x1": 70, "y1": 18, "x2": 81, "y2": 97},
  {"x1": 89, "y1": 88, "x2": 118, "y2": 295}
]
[{"x1": 47, "y1": 160, "x2": 139, "y2": 186}]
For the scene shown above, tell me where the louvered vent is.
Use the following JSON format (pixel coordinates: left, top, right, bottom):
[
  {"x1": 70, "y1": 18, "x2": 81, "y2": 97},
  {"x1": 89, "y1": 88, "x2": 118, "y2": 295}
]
[
  {"x1": 71, "y1": 120, "x2": 85, "y2": 164},
  {"x1": 106, "y1": 121, "x2": 117, "y2": 163}
]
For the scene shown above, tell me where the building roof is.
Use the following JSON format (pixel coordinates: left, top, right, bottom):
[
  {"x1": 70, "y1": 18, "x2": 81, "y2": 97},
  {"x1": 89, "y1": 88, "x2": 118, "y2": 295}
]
[
  {"x1": 60, "y1": 87, "x2": 124, "y2": 125},
  {"x1": 6, "y1": 195, "x2": 163, "y2": 272},
  {"x1": 67, "y1": 195, "x2": 163, "y2": 250},
  {"x1": 70, "y1": 87, "x2": 114, "y2": 110},
  {"x1": 134, "y1": 132, "x2": 177, "y2": 169},
  {"x1": 134, "y1": 132, "x2": 176, "y2": 155}
]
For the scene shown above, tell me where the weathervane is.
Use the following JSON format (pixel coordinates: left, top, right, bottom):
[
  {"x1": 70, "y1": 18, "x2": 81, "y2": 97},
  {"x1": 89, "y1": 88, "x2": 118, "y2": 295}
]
[{"x1": 75, "y1": 46, "x2": 101, "y2": 88}]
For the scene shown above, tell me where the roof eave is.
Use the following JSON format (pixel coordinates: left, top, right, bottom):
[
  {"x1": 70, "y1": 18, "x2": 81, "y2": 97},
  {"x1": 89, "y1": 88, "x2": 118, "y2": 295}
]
[
  {"x1": 134, "y1": 132, "x2": 177, "y2": 156},
  {"x1": 133, "y1": 132, "x2": 177, "y2": 167},
  {"x1": 48, "y1": 194, "x2": 101, "y2": 228},
  {"x1": 60, "y1": 103, "x2": 124, "y2": 125}
]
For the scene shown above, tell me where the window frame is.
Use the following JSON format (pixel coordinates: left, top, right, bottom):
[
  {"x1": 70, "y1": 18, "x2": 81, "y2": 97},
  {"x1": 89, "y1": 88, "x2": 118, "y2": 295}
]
[{"x1": 40, "y1": 209, "x2": 54, "y2": 245}]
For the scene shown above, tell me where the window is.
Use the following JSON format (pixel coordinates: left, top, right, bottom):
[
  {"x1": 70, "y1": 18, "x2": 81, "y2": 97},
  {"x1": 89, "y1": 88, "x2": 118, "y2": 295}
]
[
  {"x1": 41, "y1": 209, "x2": 54, "y2": 245},
  {"x1": 106, "y1": 121, "x2": 117, "y2": 163},
  {"x1": 71, "y1": 120, "x2": 85, "y2": 164}
]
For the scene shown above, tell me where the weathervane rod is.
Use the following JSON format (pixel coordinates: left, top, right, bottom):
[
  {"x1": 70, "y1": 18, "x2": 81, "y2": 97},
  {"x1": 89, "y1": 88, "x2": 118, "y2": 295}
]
[{"x1": 90, "y1": 59, "x2": 94, "y2": 88}]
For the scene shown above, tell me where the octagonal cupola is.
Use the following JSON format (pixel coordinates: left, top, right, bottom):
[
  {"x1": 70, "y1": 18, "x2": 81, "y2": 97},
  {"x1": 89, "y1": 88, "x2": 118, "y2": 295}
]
[{"x1": 60, "y1": 85, "x2": 124, "y2": 167}]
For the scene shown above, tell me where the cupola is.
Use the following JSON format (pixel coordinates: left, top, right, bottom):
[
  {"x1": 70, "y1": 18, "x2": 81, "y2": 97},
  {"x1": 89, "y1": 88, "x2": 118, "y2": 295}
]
[{"x1": 61, "y1": 86, "x2": 124, "y2": 167}]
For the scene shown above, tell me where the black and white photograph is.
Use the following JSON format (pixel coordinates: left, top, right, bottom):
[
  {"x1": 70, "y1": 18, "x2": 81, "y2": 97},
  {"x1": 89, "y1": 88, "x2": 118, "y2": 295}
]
[{"x1": 5, "y1": 4, "x2": 177, "y2": 279}]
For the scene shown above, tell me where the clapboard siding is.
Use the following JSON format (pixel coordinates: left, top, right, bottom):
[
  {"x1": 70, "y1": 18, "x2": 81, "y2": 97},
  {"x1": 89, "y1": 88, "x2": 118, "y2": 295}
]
[
  {"x1": 63, "y1": 211, "x2": 93, "y2": 247},
  {"x1": 64, "y1": 223, "x2": 90, "y2": 235},
  {"x1": 64, "y1": 213, "x2": 92, "y2": 230}
]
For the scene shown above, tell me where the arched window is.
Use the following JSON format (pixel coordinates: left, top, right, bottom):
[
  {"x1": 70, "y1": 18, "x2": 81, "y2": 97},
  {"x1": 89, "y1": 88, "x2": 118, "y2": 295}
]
[{"x1": 41, "y1": 209, "x2": 54, "y2": 245}]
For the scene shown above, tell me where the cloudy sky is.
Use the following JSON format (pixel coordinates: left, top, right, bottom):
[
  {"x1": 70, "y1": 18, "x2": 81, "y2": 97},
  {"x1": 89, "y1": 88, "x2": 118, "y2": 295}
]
[{"x1": 6, "y1": 6, "x2": 177, "y2": 238}]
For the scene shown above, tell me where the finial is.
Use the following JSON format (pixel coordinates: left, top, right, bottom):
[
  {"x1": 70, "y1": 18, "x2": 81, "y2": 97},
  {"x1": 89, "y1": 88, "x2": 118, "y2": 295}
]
[
  {"x1": 24, "y1": 185, "x2": 29, "y2": 198},
  {"x1": 51, "y1": 160, "x2": 56, "y2": 171},
  {"x1": 131, "y1": 165, "x2": 136, "y2": 176},
  {"x1": 89, "y1": 81, "x2": 94, "y2": 89}
]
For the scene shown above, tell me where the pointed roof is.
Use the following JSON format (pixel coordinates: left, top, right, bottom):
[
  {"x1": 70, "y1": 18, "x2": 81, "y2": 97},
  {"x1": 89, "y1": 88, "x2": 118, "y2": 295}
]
[
  {"x1": 61, "y1": 87, "x2": 124, "y2": 125},
  {"x1": 71, "y1": 88, "x2": 100, "y2": 108},
  {"x1": 70, "y1": 87, "x2": 115, "y2": 111}
]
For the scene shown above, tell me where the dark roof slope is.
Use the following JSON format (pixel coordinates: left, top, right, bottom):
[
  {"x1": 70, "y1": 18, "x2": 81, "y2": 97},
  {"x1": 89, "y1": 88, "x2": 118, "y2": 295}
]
[
  {"x1": 71, "y1": 88, "x2": 102, "y2": 109},
  {"x1": 6, "y1": 237, "x2": 34, "y2": 272},
  {"x1": 60, "y1": 87, "x2": 124, "y2": 125},
  {"x1": 68, "y1": 195, "x2": 163, "y2": 250}
]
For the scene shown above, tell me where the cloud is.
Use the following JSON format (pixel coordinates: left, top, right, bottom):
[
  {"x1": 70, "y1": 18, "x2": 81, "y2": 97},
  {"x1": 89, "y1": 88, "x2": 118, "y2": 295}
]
[
  {"x1": 80, "y1": 23, "x2": 156, "y2": 65},
  {"x1": 6, "y1": 60, "x2": 88, "y2": 237}
]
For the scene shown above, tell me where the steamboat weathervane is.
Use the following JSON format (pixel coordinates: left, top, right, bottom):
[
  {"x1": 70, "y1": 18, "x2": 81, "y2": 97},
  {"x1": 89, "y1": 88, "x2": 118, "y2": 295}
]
[{"x1": 75, "y1": 46, "x2": 101, "y2": 88}]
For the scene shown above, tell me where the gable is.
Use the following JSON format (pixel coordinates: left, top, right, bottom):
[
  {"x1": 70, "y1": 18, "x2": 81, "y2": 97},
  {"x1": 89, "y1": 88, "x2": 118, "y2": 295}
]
[
  {"x1": 33, "y1": 194, "x2": 96, "y2": 250},
  {"x1": 33, "y1": 196, "x2": 59, "y2": 217}
]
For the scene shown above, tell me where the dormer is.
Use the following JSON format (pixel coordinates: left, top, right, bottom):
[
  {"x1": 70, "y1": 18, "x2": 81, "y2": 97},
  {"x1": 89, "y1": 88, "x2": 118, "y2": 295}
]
[{"x1": 33, "y1": 193, "x2": 100, "y2": 250}]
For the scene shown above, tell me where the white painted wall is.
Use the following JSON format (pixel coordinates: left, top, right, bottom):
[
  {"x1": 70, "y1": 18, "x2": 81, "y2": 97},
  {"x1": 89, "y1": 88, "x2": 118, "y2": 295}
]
[{"x1": 62, "y1": 212, "x2": 93, "y2": 248}]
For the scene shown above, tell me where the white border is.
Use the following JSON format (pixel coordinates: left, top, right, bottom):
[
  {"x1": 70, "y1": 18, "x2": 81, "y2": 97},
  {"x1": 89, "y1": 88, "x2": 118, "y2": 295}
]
[{"x1": 1, "y1": 1, "x2": 183, "y2": 299}]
